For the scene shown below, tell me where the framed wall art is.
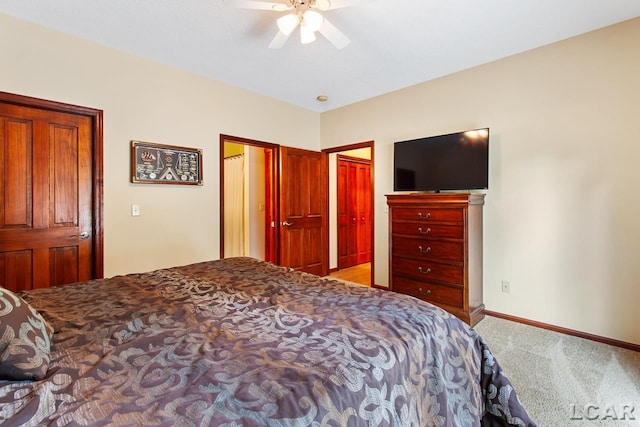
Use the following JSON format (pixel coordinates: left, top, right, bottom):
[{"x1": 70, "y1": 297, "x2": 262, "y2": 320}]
[{"x1": 131, "y1": 141, "x2": 203, "y2": 185}]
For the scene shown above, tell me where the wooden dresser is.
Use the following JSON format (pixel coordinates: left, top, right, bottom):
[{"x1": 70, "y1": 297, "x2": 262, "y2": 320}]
[{"x1": 387, "y1": 193, "x2": 485, "y2": 326}]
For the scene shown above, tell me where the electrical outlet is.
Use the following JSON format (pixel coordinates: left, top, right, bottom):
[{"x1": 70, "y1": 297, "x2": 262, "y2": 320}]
[{"x1": 501, "y1": 280, "x2": 511, "y2": 293}]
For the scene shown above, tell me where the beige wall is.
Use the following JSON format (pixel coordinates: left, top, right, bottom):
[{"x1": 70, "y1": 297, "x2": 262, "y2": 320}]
[
  {"x1": 321, "y1": 18, "x2": 640, "y2": 345},
  {"x1": 1, "y1": 13, "x2": 319, "y2": 277}
]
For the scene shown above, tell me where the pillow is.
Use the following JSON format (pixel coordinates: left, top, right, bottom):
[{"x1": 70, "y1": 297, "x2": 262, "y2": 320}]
[{"x1": 0, "y1": 287, "x2": 53, "y2": 381}]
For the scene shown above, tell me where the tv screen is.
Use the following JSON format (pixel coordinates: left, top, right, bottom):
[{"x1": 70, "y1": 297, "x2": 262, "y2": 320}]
[{"x1": 393, "y1": 128, "x2": 489, "y2": 192}]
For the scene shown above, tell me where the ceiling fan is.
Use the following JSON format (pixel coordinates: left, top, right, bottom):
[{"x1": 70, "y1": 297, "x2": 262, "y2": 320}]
[{"x1": 230, "y1": 0, "x2": 364, "y2": 49}]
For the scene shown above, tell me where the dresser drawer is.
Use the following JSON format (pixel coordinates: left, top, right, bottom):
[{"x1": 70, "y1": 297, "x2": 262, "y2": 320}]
[
  {"x1": 391, "y1": 221, "x2": 464, "y2": 239},
  {"x1": 392, "y1": 236, "x2": 464, "y2": 262},
  {"x1": 393, "y1": 276, "x2": 464, "y2": 309},
  {"x1": 391, "y1": 207, "x2": 463, "y2": 222},
  {"x1": 391, "y1": 257, "x2": 463, "y2": 284}
]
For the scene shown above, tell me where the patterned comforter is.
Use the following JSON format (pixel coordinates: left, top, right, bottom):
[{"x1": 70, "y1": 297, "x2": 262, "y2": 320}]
[{"x1": 1, "y1": 257, "x2": 535, "y2": 426}]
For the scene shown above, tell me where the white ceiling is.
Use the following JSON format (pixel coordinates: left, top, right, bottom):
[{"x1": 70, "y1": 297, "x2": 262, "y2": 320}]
[{"x1": 2, "y1": 0, "x2": 639, "y2": 112}]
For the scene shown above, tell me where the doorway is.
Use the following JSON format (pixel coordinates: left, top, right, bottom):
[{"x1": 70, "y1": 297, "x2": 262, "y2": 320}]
[
  {"x1": 220, "y1": 136, "x2": 328, "y2": 275},
  {"x1": 220, "y1": 135, "x2": 278, "y2": 263},
  {"x1": 323, "y1": 141, "x2": 374, "y2": 287}
]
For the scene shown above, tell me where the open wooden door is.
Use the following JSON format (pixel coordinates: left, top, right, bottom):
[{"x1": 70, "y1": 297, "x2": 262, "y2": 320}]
[
  {"x1": 0, "y1": 93, "x2": 103, "y2": 292},
  {"x1": 279, "y1": 147, "x2": 326, "y2": 276}
]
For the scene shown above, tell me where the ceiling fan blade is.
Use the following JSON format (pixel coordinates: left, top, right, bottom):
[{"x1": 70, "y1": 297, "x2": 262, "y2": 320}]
[
  {"x1": 268, "y1": 30, "x2": 291, "y2": 49},
  {"x1": 318, "y1": 18, "x2": 350, "y2": 49},
  {"x1": 316, "y1": 0, "x2": 370, "y2": 10},
  {"x1": 228, "y1": 0, "x2": 291, "y2": 11}
]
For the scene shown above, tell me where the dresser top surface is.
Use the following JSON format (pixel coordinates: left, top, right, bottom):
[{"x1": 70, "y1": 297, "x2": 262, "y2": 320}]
[{"x1": 386, "y1": 192, "x2": 486, "y2": 206}]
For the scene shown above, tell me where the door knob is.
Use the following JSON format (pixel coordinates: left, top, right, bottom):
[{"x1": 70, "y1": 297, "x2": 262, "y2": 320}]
[
  {"x1": 282, "y1": 221, "x2": 293, "y2": 226},
  {"x1": 79, "y1": 231, "x2": 90, "y2": 240}
]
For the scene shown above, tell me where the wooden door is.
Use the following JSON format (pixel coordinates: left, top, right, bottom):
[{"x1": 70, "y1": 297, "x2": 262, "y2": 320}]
[
  {"x1": 0, "y1": 94, "x2": 101, "y2": 292},
  {"x1": 337, "y1": 156, "x2": 371, "y2": 268},
  {"x1": 279, "y1": 147, "x2": 326, "y2": 276},
  {"x1": 356, "y1": 159, "x2": 372, "y2": 264},
  {"x1": 337, "y1": 157, "x2": 357, "y2": 268}
]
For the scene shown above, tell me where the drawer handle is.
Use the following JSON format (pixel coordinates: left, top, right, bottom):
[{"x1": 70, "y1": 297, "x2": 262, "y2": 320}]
[
  {"x1": 418, "y1": 227, "x2": 431, "y2": 235},
  {"x1": 418, "y1": 266, "x2": 432, "y2": 274},
  {"x1": 418, "y1": 245, "x2": 432, "y2": 254},
  {"x1": 418, "y1": 288, "x2": 432, "y2": 296},
  {"x1": 418, "y1": 212, "x2": 431, "y2": 220}
]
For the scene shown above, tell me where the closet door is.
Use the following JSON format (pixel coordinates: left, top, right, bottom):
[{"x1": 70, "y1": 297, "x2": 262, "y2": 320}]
[
  {"x1": 337, "y1": 155, "x2": 371, "y2": 269},
  {"x1": 0, "y1": 94, "x2": 102, "y2": 291},
  {"x1": 356, "y1": 160, "x2": 372, "y2": 264}
]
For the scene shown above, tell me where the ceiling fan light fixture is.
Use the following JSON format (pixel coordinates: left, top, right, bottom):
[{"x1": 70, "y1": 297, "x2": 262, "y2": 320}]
[
  {"x1": 300, "y1": 22, "x2": 316, "y2": 44},
  {"x1": 315, "y1": 0, "x2": 331, "y2": 10},
  {"x1": 277, "y1": 13, "x2": 299, "y2": 36},
  {"x1": 302, "y1": 10, "x2": 324, "y2": 32}
]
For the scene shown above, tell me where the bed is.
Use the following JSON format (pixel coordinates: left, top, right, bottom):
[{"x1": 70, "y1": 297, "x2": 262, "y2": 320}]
[{"x1": 1, "y1": 257, "x2": 535, "y2": 426}]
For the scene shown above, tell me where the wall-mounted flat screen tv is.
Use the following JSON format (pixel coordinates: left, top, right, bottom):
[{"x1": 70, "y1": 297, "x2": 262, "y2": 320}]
[{"x1": 393, "y1": 128, "x2": 489, "y2": 192}]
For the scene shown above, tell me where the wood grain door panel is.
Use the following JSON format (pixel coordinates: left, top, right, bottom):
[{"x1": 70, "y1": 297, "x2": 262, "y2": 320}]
[
  {"x1": 356, "y1": 160, "x2": 371, "y2": 264},
  {"x1": 0, "y1": 99, "x2": 95, "y2": 291},
  {"x1": 1, "y1": 117, "x2": 32, "y2": 228},
  {"x1": 337, "y1": 156, "x2": 371, "y2": 268},
  {"x1": 0, "y1": 251, "x2": 33, "y2": 292},
  {"x1": 279, "y1": 147, "x2": 326, "y2": 276},
  {"x1": 337, "y1": 160, "x2": 349, "y2": 266}
]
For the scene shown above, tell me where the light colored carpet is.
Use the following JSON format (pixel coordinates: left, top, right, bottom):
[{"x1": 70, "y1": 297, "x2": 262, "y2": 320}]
[{"x1": 475, "y1": 315, "x2": 640, "y2": 426}]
